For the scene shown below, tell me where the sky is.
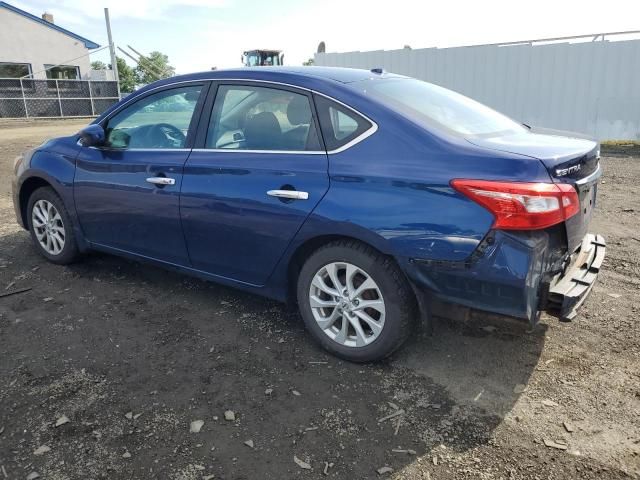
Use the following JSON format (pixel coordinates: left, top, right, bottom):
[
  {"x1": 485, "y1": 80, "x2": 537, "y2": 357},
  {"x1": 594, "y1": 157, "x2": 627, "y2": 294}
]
[{"x1": 8, "y1": 0, "x2": 640, "y2": 74}]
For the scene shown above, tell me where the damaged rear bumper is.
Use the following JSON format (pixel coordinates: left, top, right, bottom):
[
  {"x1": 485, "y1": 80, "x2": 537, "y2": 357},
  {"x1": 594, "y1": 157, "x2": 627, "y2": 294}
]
[
  {"x1": 402, "y1": 229, "x2": 605, "y2": 326},
  {"x1": 546, "y1": 233, "x2": 605, "y2": 321}
]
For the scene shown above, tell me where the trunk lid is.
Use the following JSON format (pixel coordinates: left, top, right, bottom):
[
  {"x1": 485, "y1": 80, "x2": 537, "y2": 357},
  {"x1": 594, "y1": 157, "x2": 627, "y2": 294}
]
[{"x1": 467, "y1": 128, "x2": 601, "y2": 250}]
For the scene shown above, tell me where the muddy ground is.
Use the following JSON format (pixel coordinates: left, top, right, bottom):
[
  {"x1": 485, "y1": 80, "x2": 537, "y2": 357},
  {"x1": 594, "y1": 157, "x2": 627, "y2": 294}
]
[{"x1": 0, "y1": 120, "x2": 638, "y2": 480}]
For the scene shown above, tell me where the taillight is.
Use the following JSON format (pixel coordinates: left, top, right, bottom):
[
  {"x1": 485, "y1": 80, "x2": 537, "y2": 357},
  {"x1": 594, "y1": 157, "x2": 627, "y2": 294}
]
[{"x1": 451, "y1": 179, "x2": 580, "y2": 230}]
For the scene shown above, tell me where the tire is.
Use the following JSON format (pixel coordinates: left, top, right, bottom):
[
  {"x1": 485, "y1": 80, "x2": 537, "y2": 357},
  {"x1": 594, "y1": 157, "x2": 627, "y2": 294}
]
[
  {"x1": 296, "y1": 240, "x2": 416, "y2": 362},
  {"x1": 27, "y1": 187, "x2": 80, "y2": 265}
]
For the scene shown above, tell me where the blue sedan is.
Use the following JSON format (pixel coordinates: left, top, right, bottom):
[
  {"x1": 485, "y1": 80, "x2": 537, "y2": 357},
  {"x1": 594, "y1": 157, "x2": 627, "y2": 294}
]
[{"x1": 12, "y1": 67, "x2": 605, "y2": 361}]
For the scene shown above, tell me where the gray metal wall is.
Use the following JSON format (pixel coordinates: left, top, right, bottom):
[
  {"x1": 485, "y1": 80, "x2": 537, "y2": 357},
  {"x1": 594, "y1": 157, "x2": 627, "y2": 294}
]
[{"x1": 315, "y1": 40, "x2": 640, "y2": 140}]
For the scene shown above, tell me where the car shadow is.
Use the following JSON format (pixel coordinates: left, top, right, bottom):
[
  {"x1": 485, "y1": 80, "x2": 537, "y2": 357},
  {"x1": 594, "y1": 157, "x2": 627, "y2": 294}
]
[
  {"x1": 396, "y1": 310, "x2": 546, "y2": 420},
  {"x1": 0, "y1": 230, "x2": 545, "y2": 479}
]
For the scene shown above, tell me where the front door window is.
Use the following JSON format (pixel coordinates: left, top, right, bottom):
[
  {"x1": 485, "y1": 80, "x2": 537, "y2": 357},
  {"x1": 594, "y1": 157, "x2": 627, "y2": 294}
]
[{"x1": 105, "y1": 85, "x2": 203, "y2": 149}]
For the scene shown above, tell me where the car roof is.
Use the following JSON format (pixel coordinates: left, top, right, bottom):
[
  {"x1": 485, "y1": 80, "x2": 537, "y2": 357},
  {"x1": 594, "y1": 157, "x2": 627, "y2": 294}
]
[
  {"x1": 104, "y1": 67, "x2": 408, "y2": 124},
  {"x1": 153, "y1": 66, "x2": 403, "y2": 89}
]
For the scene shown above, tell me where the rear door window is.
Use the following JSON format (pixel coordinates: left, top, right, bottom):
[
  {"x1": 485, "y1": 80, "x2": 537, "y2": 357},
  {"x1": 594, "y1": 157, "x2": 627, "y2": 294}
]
[
  {"x1": 206, "y1": 84, "x2": 321, "y2": 151},
  {"x1": 314, "y1": 95, "x2": 372, "y2": 151}
]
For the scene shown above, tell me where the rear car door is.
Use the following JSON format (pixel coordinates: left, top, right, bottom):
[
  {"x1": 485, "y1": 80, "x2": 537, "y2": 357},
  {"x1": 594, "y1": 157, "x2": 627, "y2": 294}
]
[
  {"x1": 74, "y1": 83, "x2": 207, "y2": 265},
  {"x1": 181, "y1": 82, "x2": 329, "y2": 285}
]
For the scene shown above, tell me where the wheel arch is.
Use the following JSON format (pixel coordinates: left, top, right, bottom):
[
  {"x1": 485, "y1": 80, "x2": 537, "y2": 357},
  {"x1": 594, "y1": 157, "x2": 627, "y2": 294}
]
[
  {"x1": 286, "y1": 234, "x2": 409, "y2": 298},
  {"x1": 285, "y1": 233, "x2": 430, "y2": 330},
  {"x1": 287, "y1": 234, "x2": 353, "y2": 288},
  {"x1": 18, "y1": 175, "x2": 56, "y2": 230}
]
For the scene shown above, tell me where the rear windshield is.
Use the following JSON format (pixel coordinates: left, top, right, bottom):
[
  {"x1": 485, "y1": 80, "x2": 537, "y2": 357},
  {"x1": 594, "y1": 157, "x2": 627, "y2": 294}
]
[{"x1": 362, "y1": 78, "x2": 525, "y2": 136}]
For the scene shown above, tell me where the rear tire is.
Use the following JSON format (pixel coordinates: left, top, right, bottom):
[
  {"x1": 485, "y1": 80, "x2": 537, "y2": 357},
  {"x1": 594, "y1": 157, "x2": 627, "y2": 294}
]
[
  {"x1": 296, "y1": 240, "x2": 416, "y2": 362},
  {"x1": 27, "y1": 187, "x2": 80, "y2": 265}
]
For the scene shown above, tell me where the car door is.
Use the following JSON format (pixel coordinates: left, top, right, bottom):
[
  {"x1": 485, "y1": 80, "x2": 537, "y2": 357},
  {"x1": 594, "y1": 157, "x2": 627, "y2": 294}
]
[
  {"x1": 74, "y1": 83, "x2": 207, "y2": 265},
  {"x1": 181, "y1": 82, "x2": 329, "y2": 285}
]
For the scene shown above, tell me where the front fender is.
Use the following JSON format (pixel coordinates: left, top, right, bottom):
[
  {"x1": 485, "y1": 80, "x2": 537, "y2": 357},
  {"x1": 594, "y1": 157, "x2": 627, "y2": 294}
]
[
  {"x1": 14, "y1": 137, "x2": 86, "y2": 250},
  {"x1": 17, "y1": 136, "x2": 80, "y2": 196}
]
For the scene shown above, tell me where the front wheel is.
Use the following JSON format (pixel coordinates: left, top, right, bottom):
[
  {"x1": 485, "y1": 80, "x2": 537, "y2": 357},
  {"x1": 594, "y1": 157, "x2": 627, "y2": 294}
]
[
  {"x1": 297, "y1": 241, "x2": 416, "y2": 362},
  {"x1": 27, "y1": 187, "x2": 80, "y2": 265}
]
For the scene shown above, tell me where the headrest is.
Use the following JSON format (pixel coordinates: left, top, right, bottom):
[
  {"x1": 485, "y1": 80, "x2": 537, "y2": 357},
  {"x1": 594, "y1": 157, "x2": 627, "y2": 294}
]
[
  {"x1": 287, "y1": 96, "x2": 311, "y2": 125},
  {"x1": 244, "y1": 111, "x2": 281, "y2": 149}
]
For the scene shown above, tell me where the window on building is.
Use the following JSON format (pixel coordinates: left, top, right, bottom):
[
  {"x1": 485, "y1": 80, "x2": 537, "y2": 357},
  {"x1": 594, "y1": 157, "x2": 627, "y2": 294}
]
[
  {"x1": 45, "y1": 65, "x2": 80, "y2": 80},
  {"x1": 0, "y1": 63, "x2": 32, "y2": 78}
]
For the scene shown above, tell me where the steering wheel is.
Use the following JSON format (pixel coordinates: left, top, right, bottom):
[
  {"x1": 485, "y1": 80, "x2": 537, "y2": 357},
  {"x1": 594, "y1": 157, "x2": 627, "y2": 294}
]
[{"x1": 146, "y1": 123, "x2": 186, "y2": 148}]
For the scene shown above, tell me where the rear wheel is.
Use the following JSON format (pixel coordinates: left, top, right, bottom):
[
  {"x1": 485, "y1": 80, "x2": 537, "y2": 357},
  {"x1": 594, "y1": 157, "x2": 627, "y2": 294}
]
[
  {"x1": 297, "y1": 240, "x2": 416, "y2": 362},
  {"x1": 27, "y1": 187, "x2": 80, "y2": 265}
]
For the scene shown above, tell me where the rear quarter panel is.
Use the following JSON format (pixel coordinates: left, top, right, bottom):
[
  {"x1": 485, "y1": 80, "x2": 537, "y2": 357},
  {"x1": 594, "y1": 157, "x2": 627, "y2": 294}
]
[
  {"x1": 265, "y1": 90, "x2": 553, "y2": 299},
  {"x1": 310, "y1": 97, "x2": 551, "y2": 262}
]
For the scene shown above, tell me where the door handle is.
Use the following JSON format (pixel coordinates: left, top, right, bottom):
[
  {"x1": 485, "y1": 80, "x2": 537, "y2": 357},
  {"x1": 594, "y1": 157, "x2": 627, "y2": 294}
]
[
  {"x1": 146, "y1": 177, "x2": 175, "y2": 186},
  {"x1": 267, "y1": 190, "x2": 309, "y2": 200}
]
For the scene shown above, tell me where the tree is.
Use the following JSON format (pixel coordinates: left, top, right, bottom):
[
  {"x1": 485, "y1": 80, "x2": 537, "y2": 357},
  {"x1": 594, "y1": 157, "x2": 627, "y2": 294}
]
[
  {"x1": 303, "y1": 58, "x2": 314, "y2": 66},
  {"x1": 135, "y1": 51, "x2": 175, "y2": 85},
  {"x1": 116, "y1": 57, "x2": 137, "y2": 93},
  {"x1": 91, "y1": 58, "x2": 135, "y2": 93},
  {"x1": 91, "y1": 60, "x2": 107, "y2": 70}
]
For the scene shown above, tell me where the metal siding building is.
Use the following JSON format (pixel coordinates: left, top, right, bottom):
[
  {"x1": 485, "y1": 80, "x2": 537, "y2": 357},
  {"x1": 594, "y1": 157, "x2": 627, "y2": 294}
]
[{"x1": 315, "y1": 39, "x2": 640, "y2": 140}]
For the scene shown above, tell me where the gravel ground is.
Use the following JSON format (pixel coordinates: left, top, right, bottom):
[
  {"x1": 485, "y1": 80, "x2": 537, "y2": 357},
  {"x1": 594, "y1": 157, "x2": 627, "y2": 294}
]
[{"x1": 0, "y1": 120, "x2": 638, "y2": 480}]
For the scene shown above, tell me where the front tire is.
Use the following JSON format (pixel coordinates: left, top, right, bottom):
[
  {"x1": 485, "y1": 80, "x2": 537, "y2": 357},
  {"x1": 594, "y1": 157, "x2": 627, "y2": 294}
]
[
  {"x1": 27, "y1": 187, "x2": 80, "y2": 265},
  {"x1": 297, "y1": 240, "x2": 416, "y2": 362}
]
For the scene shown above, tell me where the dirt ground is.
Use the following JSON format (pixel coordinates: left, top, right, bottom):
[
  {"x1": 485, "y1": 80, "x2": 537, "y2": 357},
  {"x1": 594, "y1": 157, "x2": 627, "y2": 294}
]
[{"x1": 0, "y1": 120, "x2": 638, "y2": 480}]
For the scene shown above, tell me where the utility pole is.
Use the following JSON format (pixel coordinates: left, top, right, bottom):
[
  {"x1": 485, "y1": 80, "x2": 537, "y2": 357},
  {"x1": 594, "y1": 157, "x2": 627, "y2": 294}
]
[{"x1": 104, "y1": 8, "x2": 120, "y2": 98}]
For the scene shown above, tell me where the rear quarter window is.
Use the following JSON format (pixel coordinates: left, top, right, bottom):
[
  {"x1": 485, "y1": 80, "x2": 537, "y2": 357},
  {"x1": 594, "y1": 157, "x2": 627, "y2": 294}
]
[{"x1": 314, "y1": 95, "x2": 372, "y2": 151}]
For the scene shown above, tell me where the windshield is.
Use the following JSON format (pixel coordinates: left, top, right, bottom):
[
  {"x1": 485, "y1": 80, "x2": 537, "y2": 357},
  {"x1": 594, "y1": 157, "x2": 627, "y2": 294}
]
[
  {"x1": 262, "y1": 52, "x2": 281, "y2": 66},
  {"x1": 363, "y1": 78, "x2": 525, "y2": 136},
  {"x1": 245, "y1": 51, "x2": 281, "y2": 66}
]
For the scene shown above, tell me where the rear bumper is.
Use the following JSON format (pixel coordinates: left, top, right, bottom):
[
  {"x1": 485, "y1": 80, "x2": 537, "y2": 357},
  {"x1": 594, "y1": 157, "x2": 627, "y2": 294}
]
[
  {"x1": 402, "y1": 229, "x2": 604, "y2": 325},
  {"x1": 546, "y1": 233, "x2": 605, "y2": 320}
]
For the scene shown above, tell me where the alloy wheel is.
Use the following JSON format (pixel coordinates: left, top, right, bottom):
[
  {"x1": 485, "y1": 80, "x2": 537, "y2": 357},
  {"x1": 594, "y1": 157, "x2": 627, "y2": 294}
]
[
  {"x1": 309, "y1": 262, "x2": 386, "y2": 348},
  {"x1": 31, "y1": 199, "x2": 65, "y2": 256}
]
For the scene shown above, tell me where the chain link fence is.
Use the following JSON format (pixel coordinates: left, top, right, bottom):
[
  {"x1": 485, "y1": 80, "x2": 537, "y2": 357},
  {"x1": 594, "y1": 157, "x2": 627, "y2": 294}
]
[{"x1": 0, "y1": 79, "x2": 119, "y2": 118}]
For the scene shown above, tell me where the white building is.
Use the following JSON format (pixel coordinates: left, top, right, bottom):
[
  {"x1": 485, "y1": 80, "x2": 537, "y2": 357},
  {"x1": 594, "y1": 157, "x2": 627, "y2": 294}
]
[{"x1": 0, "y1": 1, "x2": 100, "y2": 80}]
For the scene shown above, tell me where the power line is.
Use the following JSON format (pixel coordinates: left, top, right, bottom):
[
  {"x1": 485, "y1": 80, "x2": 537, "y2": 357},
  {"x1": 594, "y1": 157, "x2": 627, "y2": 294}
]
[
  {"x1": 21, "y1": 45, "x2": 110, "y2": 79},
  {"x1": 127, "y1": 45, "x2": 172, "y2": 79},
  {"x1": 116, "y1": 46, "x2": 167, "y2": 81}
]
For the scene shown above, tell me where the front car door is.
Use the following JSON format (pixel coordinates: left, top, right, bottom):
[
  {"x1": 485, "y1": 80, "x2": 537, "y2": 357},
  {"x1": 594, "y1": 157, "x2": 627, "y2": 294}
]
[
  {"x1": 74, "y1": 83, "x2": 207, "y2": 265},
  {"x1": 181, "y1": 82, "x2": 329, "y2": 285}
]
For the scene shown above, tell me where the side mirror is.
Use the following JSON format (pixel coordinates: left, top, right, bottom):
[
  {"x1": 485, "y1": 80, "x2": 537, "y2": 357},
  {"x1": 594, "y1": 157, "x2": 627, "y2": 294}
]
[{"x1": 78, "y1": 124, "x2": 105, "y2": 147}]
